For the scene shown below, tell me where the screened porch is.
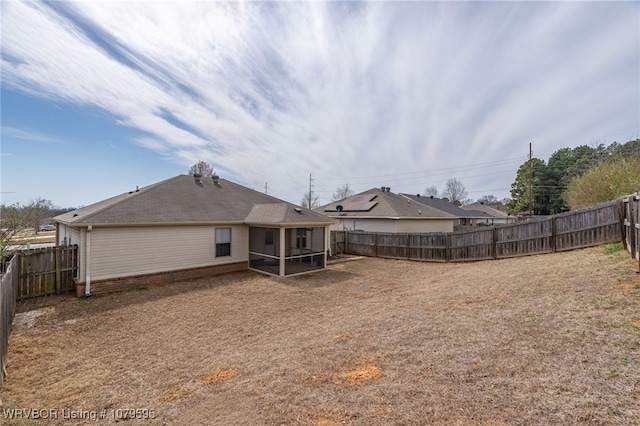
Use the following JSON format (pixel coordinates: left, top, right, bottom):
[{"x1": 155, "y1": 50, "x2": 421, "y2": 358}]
[{"x1": 248, "y1": 226, "x2": 327, "y2": 276}]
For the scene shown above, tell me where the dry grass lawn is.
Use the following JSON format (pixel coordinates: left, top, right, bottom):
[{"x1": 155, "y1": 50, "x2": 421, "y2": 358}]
[{"x1": 2, "y1": 245, "x2": 640, "y2": 425}]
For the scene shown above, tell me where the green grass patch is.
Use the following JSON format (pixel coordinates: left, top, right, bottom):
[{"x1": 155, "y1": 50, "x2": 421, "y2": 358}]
[{"x1": 603, "y1": 242, "x2": 624, "y2": 255}]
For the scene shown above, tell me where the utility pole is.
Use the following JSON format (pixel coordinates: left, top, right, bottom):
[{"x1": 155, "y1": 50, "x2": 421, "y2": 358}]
[
  {"x1": 529, "y1": 142, "x2": 533, "y2": 216},
  {"x1": 308, "y1": 174, "x2": 314, "y2": 210}
]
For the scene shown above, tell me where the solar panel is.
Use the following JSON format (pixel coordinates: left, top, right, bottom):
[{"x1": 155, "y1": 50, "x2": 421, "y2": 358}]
[{"x1": 339, "y1": 194, "x2": 378, "y2": 212}]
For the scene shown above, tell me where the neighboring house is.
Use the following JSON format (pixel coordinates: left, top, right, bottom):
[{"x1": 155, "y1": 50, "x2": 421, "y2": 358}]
[
  {"x1": 461, "y1": 202, "x2": 514, "y2": 225},
  {"x1": 55, "y1": 174, "x2": 334, "y2": 296},
  {"x1": 400, "y1": 194, "x2": 494, "y2": 228},
  {"x1": 315, "y1": 187, "x2": 457, "y2": 233}
]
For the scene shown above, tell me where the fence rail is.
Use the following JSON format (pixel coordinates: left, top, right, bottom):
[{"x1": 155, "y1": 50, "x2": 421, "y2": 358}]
[{"x1": 332, "y1": 200, "x2": 624, "y2": 263}]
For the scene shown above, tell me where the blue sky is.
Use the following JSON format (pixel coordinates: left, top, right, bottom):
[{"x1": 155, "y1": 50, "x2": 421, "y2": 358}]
[{"x1": 1, "y1": 0, "x2": 639, "y2": 208}]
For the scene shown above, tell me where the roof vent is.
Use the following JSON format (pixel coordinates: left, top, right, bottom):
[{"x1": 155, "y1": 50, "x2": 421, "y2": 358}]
[
  {"x1": 430, "y1": 195, "x2": 434, "y2": 199},
  {"x1": 386, "y1": 187, "x2": 391, "y2": 192},
  {"x1": 381, "y1": 186, "x2": 386, "y2": 192},
  {"x1": 193, "y1": 173, "x2": 202, "y2": 184},
  {"x1": 212, "y1": 173, "x2": 220, "y2": 185},
  {"x1": 294, "y1": 207, "x2": 302, "y2": 213},
  {"x1": 336, "y1": 205, "x2": 344, "y2": 212},
  {"x1": 417, "y1": 194, "x2": 420, "y2": 198}
]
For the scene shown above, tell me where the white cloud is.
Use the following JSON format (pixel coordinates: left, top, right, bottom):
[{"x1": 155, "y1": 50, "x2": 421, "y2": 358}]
[{"x1": 1, "y1": 0, "x2": 638, "y2": 204}]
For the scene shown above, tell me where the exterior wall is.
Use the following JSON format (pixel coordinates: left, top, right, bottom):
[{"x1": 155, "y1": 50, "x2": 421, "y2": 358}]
[
  {"x1": 57, "y1": 224, "x2": 81, "y2": 247},
  {"x1": 397, "y1": 219, "x2": 454, "y2": 233},
  {"x1": 80, "y1": 224, "x2": 248, "y2": 283},
  {"x1": 75, "y1": 261, "x2": 247, "y2": 296},
  {"x1": 329, "y1": 217, "x2": 455, "y2": 233},
  {"x1": 328, "y1": 218, "x2": 397, "y2": 233}
]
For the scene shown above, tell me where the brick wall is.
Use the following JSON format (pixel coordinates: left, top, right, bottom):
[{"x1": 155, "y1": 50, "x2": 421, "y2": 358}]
[{"x1": 75, "y1": 261, "x2": 247, "y2": 297}]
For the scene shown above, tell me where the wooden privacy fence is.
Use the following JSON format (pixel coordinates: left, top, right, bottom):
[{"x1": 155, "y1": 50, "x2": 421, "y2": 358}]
[
  {"x1": 0, "y1": 255, "x2": 19, "y2": 398},
  {"x1": 331, "y1": 200, "x2": 623, "y2": 262},
  {"x1": 623, "y1": 192, "x2": 640, "y2": 263},
  {"x1": 16, "y1": 245, "x2": 78, "y2": 299}
]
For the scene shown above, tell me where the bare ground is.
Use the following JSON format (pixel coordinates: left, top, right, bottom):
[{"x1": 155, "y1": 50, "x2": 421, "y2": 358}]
[{"x1": 2, "y1": 246, "x2": 639, "y2": 425}]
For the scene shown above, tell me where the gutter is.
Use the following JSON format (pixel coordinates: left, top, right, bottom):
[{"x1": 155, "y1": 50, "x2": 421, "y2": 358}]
[{"x1": 85, "y1": 225, "x2": 92, "y2": 296}]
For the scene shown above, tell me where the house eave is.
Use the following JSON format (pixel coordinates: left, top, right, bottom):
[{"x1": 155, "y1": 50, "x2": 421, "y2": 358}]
[{"x1": 54, "y1": 220, "x2": 246, "y2": 228}]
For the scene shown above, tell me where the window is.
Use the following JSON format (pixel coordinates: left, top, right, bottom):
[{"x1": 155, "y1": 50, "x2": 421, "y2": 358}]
[
  {"x1": 265, "y1": 229, "x2": 274, "y2": 246},
  {"x1": 216, "y1": 228, "x2": 231, "y2": 257},
  {"x1": 296, "y1": 228, "x2": 307, "y2": 249}
]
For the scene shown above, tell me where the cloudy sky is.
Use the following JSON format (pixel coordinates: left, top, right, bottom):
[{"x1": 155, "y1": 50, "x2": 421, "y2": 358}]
[{"x1": 1, "y1": 0, "x2": 638, "y2": 208}]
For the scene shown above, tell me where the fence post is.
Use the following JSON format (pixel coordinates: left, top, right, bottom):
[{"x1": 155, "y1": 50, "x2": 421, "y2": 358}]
[
  {"x1": 407, "y1": 233, "x2": 411, "y2": 260},
  {"x1": 619, "y1": 198, "x2": 629, "y2": 252},
  {"x1": 55, "y1": 247, "x2": 61, "y2": 294},
  {"x1": 551, "y1": 216, "x2": 557, "y2": 253},
  {"x1": 629, "y1": 196, "x2": 637, "y2": 261},
  {"x1": 374, "y1": 233, "x2": 378, "y2": 258},
  {"x1": 445, "y1": 233, "x2": 451, "y2": 263},
  {"x1": 492, "y1": 227, "x2": 497, "y2": 259},
  {"x1": 344, "y1": 230, "x2": 348, "y2": 255}
]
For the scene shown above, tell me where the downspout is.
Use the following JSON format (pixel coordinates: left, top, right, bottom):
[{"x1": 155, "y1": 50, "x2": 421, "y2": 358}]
[
  {"x1": 85, "y1": 225, "x2": 92, "y2": 296},
  {"x1": 325, "y1": 226, "x2": 330, "y2": 264}
]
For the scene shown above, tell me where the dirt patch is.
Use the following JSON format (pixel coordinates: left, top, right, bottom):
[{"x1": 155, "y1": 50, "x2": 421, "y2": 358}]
[
  {"x1": 199, "y1": 368, "x2": 240, "y2": 384},
  {"x1": 620, "y1": 282, "x2": 640, "y2": 290},
  {"x1": 12, "y1": 306, "x2": 55, "y2": 330},
  {"x1": 2, "y1": 247, "x2": 640, "y2": 425},
  {"x1": 343, "y1": 360, "x2": 383, "y2": 386}
]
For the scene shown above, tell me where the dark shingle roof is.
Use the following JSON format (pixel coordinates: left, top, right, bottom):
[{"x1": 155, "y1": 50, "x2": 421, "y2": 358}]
[
  {"x1": 55, "y1": 175, "x2": 333, "y2": 226},
  {"x1": 400, "y1": 194, "x2": 493, "y2": 219},
  {"x1": 461, "y1": 202, "x2": 509, "y2": 218},
  {"x1": 315, "y1": 188, "x2": 456, "y2": 219}
]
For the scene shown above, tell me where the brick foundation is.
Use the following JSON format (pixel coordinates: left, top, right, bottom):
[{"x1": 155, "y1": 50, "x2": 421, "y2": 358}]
[{"x1": 75, "y1": 262, "x2": 248, "y2": 297}]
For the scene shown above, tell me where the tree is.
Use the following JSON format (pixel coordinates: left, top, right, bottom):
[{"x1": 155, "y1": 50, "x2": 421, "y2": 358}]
[
  {"x1": 188, "y1": 161, "x2": 215, "y2": 177},
  {"x1": 423, "y1": 185, "x2": 438, "y2": 198},
  {"x1": 477, "y1": 195, "x2": 499, "y2": 205},
  {"x1": 301, "y1": 191, "x2": 319, "y2": 209},
  {"x1": 442, "y1": 179, "x2": 468, "y2": 206},
  {"x1": 564, "y1": 157, "x2": 640, "y2": 209},
  {"x1": 508, "y1": 158, "x2": 546, "y2": 215},
  {"x1": 0, "y1": 203, "x2": 32, "y2": 260},
  {"x1": 26, "y1": 197, "x2": 54, "y2": 234},
  {"x1": 332, "y1": 183, "x2": 354, "y2": 201}
]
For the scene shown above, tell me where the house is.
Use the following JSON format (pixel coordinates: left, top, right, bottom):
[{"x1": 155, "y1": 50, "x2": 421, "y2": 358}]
[
  {"x1": 315, "y1": 187, "x2": 457, "y2": 233},
  {"x1": 460, "y1": 202, "x2": 514, "y2": 225},
  {"x1": 54, "y1": 174, "x2": 334, "y2": 296},
  {"x1": 400, "y1": 194, "x2": 494, "y2": 229}
]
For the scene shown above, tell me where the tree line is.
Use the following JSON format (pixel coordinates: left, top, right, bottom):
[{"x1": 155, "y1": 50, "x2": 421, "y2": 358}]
[{"x1": 508, "y1": 138, "x2": 640, "y2": 215}]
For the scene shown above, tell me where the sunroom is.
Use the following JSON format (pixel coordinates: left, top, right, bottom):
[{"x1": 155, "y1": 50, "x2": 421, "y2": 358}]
[
  {"x1": 244, "y1": 203, "x2": 332, "y2": 277},
  {"x1": 248, "y1": 226, "x2": 328, "y2": 276}
]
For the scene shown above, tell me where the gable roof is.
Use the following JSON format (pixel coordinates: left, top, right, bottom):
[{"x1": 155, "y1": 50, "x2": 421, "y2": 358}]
[
  {"x1": 315, "y1": 188, "x2": 456, "y2": 219},
  {"x1": 400, "y1": 194, "x2": 493, "y2": 219},
  {"x1": 55, "y1": 175, "x2": 333, "y2": 226},
  {"x1": 460, "y1": 202, "x2": 510, "y2": 218}
]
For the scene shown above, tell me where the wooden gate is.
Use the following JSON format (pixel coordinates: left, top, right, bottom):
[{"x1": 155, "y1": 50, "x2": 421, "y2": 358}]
[{"x1": 17, "y1": 245, "x2": 78, "y2": 299}]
